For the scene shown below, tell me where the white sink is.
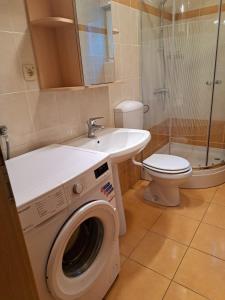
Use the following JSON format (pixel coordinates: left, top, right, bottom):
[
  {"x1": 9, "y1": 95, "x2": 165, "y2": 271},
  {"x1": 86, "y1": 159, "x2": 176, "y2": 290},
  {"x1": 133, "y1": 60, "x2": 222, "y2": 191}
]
[
  {"x1": 65, "y1": 128, "x2": 151, "y2": 163},
  {"x1": 64, "y1": 128, "x2": 151, "y2": 236}
]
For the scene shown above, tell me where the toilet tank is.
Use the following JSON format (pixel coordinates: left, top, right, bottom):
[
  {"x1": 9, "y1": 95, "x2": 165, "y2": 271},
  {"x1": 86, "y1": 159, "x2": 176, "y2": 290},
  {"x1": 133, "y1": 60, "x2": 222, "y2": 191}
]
[{"x1": 114, "y1": 100, "x2": 144, "y2": 129}]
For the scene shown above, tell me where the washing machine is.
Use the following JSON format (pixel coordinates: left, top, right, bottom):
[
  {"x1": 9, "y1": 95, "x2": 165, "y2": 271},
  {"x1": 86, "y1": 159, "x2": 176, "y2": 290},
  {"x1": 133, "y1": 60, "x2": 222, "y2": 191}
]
[{"x1": 6, "y1": 144, "x2": 120, "y2": 300}]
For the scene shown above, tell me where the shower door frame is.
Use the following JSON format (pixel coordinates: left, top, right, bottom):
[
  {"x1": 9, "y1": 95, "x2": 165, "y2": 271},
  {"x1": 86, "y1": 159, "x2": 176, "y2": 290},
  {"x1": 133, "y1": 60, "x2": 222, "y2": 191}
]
[{"x1": 205, "y1": 0, "x2": 224, "y2": 168}]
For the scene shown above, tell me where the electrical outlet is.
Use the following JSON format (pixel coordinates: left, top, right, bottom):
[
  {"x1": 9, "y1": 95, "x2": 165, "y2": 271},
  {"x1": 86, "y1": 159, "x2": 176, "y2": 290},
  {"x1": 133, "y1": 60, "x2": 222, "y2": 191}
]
[{"x1": 22, "y1": 64, "x2": 36, "y2": 81}]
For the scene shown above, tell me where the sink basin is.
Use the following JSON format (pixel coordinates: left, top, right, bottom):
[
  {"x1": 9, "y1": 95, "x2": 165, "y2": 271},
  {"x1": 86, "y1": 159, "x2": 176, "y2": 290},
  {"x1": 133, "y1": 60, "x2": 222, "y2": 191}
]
[
  {"x1": 65, "y1": 128, "x2": 151, "y2": 163},
  {"x1": 64, "y1": 127, "x2": 151, "y2": 236}
]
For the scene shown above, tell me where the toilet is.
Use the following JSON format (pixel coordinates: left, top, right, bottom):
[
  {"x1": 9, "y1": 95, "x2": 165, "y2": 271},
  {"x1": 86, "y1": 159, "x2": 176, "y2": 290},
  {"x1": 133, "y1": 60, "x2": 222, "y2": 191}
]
[
  {"x1": 114, "y1": 100, "x2": 192, "y2": 206},
  {"x1": 143, "y1": 154, "x2": 192, "y2": 206}
]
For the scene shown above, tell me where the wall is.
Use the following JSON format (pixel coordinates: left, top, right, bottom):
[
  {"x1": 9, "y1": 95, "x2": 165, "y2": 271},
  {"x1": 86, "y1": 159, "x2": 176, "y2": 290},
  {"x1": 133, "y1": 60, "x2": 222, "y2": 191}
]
[
  {"x1": 108, "y1": 0, "x2": 142, "y2": 123},
  {"x1": 0, "y1": 0, "x2": 110, "y2": 158},
  {"x1": 141, "y1": 9, "x2": 170, "y2": 130},
  {"x1": 0, "y1": 0, "x2": 145, "y2": 159},
  {"x1": 0, "y1": 0, "x2": 144, "y2": 194}
]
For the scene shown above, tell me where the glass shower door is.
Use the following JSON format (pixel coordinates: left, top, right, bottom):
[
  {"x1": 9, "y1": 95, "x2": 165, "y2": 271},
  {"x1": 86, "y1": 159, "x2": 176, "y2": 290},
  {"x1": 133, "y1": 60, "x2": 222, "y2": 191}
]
[
  {"x1": 207, "y1": 0, "x2": 225, "y2": 168},
  {"x1": 167, "y1": 0, "x2": 222, "y2": 169},
  {"x1": 141, "y1": 0, "x2": 224, "y2": 169}
]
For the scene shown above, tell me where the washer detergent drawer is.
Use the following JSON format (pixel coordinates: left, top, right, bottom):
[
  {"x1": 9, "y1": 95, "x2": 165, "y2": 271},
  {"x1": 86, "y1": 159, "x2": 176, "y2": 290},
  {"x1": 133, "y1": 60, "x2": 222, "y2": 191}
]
[{"x1": 18, "y1": 187, "x2": 67, "y2": 233}]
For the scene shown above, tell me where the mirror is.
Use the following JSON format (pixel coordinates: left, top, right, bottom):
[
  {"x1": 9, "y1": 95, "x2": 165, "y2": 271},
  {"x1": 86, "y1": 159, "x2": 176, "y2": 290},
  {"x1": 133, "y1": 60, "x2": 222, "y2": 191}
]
[{"x1": 75, "y1": 0, "x2": 115, "y2": 85}]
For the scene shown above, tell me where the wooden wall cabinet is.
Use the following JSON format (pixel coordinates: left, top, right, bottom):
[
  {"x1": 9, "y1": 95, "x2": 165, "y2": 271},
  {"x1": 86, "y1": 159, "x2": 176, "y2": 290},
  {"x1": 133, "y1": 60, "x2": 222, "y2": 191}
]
[
  {"x1": 25, "y1": 0, "x2": 84, "y2": 90},
  {"x1": 25, "y1": 0, "x2": 116, "y2": 90}
]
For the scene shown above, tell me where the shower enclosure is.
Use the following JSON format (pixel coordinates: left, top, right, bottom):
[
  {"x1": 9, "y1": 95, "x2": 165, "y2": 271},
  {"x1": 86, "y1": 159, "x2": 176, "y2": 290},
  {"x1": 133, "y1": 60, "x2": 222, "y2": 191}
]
[{"x1": 141, "y1": 0, "x2": 225, "y2": 187}]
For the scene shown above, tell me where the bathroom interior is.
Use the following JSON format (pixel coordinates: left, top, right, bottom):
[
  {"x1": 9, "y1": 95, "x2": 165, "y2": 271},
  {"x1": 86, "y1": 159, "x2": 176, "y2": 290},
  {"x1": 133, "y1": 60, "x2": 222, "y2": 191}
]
[{"x1": 1, "y1": 0, "x2": 225, "y2": 299}]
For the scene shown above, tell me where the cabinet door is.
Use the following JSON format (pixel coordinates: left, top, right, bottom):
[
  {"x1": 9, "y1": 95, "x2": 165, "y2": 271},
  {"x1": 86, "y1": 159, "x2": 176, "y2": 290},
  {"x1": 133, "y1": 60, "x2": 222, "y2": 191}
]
[
  {"x1": 0, "y1": 148, "x2": 39, "y2": 300},
  {"x1": 75, "y1": 0, "x2": 115, "y2": 85}
]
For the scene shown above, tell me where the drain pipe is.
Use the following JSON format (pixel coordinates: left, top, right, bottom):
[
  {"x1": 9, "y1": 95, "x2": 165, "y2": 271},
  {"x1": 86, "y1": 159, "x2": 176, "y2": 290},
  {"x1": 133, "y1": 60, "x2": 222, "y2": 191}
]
[
  {"x1": 0, "y1": 125, "x2": 10, "y2": 160},
  {"x1": 132, "y1": 151, "x2": 153, "y2": 182},
  {"x1": 131, "y1": 146, "x2": 145, "y2": 167},
  {"x1": 132, "y1": 155, "x2": 143, "y2": 167}
]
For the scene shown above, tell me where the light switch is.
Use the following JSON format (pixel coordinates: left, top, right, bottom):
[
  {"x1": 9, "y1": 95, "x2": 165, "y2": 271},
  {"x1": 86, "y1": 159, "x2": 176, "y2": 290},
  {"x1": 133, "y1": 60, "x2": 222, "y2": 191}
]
[{"x1": 22, "y1": 64, "x2": 37, "y2": 81}]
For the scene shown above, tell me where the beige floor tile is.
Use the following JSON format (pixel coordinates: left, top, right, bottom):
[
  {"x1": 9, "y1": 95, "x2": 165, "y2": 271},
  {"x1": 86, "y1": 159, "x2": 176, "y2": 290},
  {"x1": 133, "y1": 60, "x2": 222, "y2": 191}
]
[
  {"x1": 124, "y1": 181, "x2": 165, "y2": 211},
  {"x1": 191, "y1": 223, "x2": 225, "y2": 260},
  {"x1": 106, "y1": 259, "x2": 170, "y2": 300},
  {"x1": 151, "y1": 212, "x2": 199, "y2": 245},
  {"x1": 203, "y1": 203, "x2": 225, "y2": 229},
  {"x1": 119, "y1": 220, "x2": 147, "y2": 257},
  {"x1": 181, "y1": 187, "x2": 218, "y2": 203},
  {"x1": 167, "y1": 194, "x2": 209, "y2": 221},
  {"x1": 120, "y1": 186, "x2": 163, "y2": 256},
  {"x1": 124, "y1": 194, "x2": 163, "y2": 230},
  {"x1": 130, "y1": 232, "x2": 187, "y2": 279},
  {"x1": 212, "y1": 184, "x2": 225, "y2": 206},
  {"x1": 164, "y1": 282, "x2": 207, "y2": 300},
  {"x1": 175, "y1": 248, "x2": 225, "y2": 300}
]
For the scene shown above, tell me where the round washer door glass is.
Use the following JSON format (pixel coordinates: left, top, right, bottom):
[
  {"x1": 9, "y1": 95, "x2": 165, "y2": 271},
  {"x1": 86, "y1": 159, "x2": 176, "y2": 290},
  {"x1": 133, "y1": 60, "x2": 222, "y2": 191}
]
[
  {"x1": 46, "y1": 200, "x2": 119, "y2": 300},
  {"x1": 62, "y1": 216, "x2": 104, "y2": 278}
]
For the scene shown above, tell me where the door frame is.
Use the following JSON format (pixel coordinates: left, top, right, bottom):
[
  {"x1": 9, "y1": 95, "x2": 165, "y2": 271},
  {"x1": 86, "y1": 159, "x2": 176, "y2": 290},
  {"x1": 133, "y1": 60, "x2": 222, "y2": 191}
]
[{"x1": 0, "y1": 147, "x2": 39, "y2": 299}]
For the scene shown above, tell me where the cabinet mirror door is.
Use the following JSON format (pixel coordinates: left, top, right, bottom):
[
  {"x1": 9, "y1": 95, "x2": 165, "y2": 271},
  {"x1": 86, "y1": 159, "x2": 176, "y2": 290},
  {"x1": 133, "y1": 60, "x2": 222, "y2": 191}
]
[{"x1": 75, "y1": 0, "x2": 115, "y2": 85}]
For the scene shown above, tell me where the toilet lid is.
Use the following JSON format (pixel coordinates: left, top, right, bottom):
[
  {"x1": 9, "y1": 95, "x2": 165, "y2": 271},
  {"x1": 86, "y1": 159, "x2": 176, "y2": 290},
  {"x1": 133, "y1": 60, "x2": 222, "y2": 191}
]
[{"x1": 143, "y1": 154, "x2": 191, "y2": 173}]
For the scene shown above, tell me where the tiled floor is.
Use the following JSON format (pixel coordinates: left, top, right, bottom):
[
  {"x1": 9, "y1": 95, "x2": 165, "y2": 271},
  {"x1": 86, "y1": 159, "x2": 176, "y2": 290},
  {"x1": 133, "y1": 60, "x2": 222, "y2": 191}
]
[{"x1": 106, "y1": 180, "x2": 225, "y2": 300}]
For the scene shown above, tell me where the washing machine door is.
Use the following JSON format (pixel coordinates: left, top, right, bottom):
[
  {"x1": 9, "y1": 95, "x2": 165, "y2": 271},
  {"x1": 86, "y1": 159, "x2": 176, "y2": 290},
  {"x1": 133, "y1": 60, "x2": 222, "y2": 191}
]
[{"x1": 46, "y1": 200, "x2": 119, "y2": 300}]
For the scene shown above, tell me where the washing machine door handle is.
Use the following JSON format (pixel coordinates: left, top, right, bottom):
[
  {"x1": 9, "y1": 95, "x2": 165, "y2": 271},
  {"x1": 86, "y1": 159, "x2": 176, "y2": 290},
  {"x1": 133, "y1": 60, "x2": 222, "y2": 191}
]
[{"x1": 46, "y1": 200, "x2": 119, "y2": 300}]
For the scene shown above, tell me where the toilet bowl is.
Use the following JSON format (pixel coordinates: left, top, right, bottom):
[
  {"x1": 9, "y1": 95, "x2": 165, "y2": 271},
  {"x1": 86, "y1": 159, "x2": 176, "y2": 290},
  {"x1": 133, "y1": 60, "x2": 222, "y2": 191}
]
[{"x1": 143, "y1": 154, "x2": 192, "y2": 206}]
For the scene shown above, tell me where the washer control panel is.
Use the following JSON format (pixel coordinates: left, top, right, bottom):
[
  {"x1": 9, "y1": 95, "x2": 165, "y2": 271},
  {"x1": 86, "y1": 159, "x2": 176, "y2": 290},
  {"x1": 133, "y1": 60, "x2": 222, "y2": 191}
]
[
  {"x1": 94, "y1": 162, "x2": 109, "y2": 179},
  {"x1": 100, "y1": 181, "x2": 115, "y2": 203},
  {"x1": 101, "y1": 181, "x2": 114, "y2": 196},
  {"x1": 18, "y1": 187, "x2": 67, "y2": 233},
  {"x1": 65, "y1": 159, "x2": 112, "y2": 202}
]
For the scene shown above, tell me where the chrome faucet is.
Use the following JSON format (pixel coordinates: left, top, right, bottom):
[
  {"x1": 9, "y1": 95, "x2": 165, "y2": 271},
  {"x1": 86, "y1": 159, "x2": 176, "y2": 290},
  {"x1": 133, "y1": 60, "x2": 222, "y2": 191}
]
[{"x1": 87, "y1": 117, "x2": 104, "y2": 138}]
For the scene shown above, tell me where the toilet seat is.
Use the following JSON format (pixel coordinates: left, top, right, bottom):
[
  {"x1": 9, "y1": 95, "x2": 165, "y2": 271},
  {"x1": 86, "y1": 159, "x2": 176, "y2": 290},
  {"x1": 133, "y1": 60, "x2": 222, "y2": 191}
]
[{"x1": 143, "y1": 154, "x2": 191, "y2": 174}]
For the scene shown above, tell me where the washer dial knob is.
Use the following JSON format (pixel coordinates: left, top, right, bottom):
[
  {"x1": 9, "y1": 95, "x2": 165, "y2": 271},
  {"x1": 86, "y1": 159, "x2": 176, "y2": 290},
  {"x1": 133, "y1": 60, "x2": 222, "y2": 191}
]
[{"x1": 73, "y1": 183, "x2": 84, "y2": 194}]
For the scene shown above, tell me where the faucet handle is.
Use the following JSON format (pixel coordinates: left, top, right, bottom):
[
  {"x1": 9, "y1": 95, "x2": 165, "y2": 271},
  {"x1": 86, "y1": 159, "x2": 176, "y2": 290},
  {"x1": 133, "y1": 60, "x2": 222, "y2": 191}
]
[
  {"x1": 89, "y1": 117, "x2": 104, "y2": 122},
  {"x1": 88, "y1": 117, "x2": 104, "y2": 125}
]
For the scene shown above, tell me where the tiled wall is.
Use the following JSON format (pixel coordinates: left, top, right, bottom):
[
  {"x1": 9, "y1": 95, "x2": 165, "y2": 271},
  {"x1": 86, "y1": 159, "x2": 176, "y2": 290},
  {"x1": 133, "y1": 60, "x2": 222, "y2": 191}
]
[
  {"x1": 109, "y1": 0, "x2": 142, "y2": 122},
  {"x1": 0, "y1": 0, "x2": 144, "y2": 194},
  {"x1": 0, "y1": 0, "x2": 111, "y2": 158},
  {"x1": 141, "y1": 8, "x2": 169, "y2": 130}
]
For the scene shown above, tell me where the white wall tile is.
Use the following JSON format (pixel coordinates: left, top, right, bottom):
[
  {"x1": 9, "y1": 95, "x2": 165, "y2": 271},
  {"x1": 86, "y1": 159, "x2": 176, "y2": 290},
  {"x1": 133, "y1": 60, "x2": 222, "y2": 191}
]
[
  {"x1": 0, "y1": 92, "x2": 34, "y2": 140},
  {"x1": 26, "y1": 91, "x2": 60, "y2": 131},
  {"x1": 0, "y1": 32, "x2": 26, "y2": 93},
  {"x1": 0, "y1": 0, "x2": 13, "y2": 31},
  {"x1": 109, "y1": 2, "x2": 143, "y2": 127},
  {"x1": 9, "y1": 0, "x2": 28, "y2": 33}
]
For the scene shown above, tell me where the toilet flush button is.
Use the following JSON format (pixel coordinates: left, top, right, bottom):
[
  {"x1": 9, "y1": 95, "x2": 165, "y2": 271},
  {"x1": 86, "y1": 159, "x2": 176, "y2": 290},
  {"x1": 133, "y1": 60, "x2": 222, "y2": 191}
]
[{"x1": 73, "y1": 183, "x2": 84, "y2": 194}]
